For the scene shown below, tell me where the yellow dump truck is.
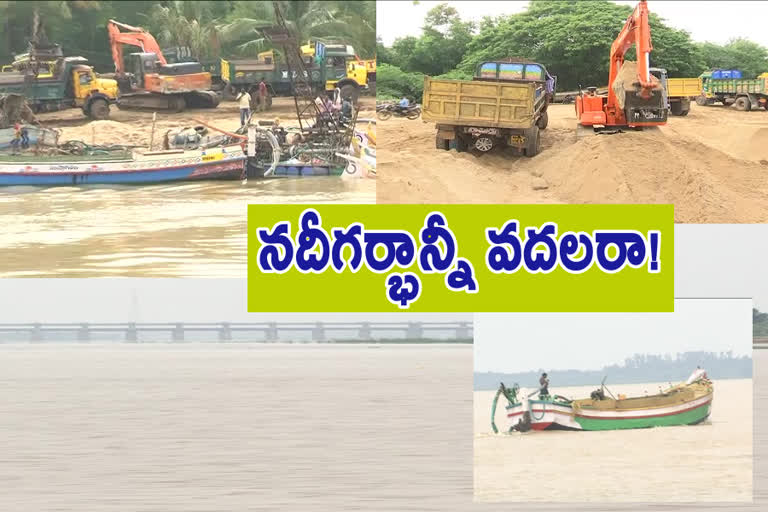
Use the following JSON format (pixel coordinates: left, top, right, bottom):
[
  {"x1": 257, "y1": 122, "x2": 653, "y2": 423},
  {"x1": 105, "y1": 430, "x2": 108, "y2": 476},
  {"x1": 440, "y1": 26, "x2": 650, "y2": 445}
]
[
  {"x1": 666, "y1": 77, "x2": 701, "y2": 116},
  {"x1": 422, "y1": 60, "x2": 555, "y2": 156},
  {"x1": 649, "y1": 68, "x2": 701, "y2": 116}
]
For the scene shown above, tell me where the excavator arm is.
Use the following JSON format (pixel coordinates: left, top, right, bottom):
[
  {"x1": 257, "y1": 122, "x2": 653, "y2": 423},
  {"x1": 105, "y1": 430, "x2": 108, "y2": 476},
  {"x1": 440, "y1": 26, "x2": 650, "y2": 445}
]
[
  {"x1": 107, "y1": 19, "x2": 167, "y2": 74},
  {"x1": 607, "y1": 0, "x2": 654, "y2": 106}
]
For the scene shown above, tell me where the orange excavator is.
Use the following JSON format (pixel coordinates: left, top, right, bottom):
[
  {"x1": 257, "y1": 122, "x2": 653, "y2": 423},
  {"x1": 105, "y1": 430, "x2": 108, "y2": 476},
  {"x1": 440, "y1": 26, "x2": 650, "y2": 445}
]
[
  {"x1": 106, "y1": 19, "x2": 219, "y2": 112},
  {"x1": 575, "y1": 0, "x2": 667, "y2": 132}
]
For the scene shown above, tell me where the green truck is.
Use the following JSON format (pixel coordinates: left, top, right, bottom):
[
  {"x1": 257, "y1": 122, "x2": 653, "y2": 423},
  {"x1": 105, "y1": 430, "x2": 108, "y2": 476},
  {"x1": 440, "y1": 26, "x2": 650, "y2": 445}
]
[
  {"x1": 0, "y1": 47, "x2": 118, "y2": 120},
  {"x1": 695, "y1": 71, "x2": 768, "y2": 111}
]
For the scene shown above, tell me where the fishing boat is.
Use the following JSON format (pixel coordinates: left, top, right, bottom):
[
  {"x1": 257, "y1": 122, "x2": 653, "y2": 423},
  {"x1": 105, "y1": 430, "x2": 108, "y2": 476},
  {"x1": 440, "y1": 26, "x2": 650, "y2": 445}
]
[{"x1": 491, "y1": 369, "x2": 713, "y2": 433}]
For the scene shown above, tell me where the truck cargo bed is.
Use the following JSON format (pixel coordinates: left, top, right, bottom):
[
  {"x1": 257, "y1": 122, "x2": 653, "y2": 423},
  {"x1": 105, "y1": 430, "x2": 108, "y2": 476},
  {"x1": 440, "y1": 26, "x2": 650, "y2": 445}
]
[
  {"x1": 422, "y1": 76, "x2": 545, "y2": 129},
  {"x1": 667, "y1": 78, "x2": 702, "y2": 98}
]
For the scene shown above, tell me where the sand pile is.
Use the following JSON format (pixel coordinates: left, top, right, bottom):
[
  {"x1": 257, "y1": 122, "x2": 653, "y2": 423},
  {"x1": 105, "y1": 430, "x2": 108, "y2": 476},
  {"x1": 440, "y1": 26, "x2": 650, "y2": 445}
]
[
  {"x1": 612, "y1": 60, "x2": 663, "y2": 109},
  {"x1": 378, "y1": 104, "x2": 768, "y2": 223}
]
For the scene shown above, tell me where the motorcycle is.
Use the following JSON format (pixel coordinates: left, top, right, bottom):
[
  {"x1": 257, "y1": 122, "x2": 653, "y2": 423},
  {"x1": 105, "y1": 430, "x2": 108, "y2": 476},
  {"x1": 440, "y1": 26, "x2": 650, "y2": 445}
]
[{"x1": 376, "y1": 103, "x2": 421, "y2": 121}]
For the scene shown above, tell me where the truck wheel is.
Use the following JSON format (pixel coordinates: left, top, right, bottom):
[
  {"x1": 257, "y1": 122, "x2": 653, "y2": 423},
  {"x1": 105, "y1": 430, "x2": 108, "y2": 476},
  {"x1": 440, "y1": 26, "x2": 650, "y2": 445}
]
[
  {"x1": 734, "y1": 97, "x2": 751, "y2": 111},
  {"x1": 474, "y1": 136, "x2": 494, "y2": 152},
  {"x1": 679, "y1": 108, "x2": 690, "y2": 116},
  {"x1": 171, "y1": 95, "x2": 186, "y2": 113},
  {"x1": 339, "y1": 84, "x2": 360, "y2": 105},
  {"x1": 524, "y1": 125, "x2": 541, "y2": 158},
  {"x1": 670, "y1": 102, "x2": 683, "y2": 116},
  {"x1": 536, "y1": 111, "x2": 549, "y2": 130},
  {"x1": 695, "y1": 95, "x2": 708, "y2": 107},
  {"x1": 435, "y1": 136, "x2": 449, "y2": 151},
  {"x1": 87, "y1": 98, "x2": 110, "y2": 120}
]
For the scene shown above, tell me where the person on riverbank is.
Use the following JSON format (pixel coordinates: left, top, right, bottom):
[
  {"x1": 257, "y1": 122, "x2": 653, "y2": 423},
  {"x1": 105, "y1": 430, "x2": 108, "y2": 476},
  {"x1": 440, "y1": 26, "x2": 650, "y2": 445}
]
[
  {"x1": 236, "y1": 89, "x2": 252, "y2": 126},
  {"x1": 10, "y1": 122, "x2": 29, "y2": 154}
]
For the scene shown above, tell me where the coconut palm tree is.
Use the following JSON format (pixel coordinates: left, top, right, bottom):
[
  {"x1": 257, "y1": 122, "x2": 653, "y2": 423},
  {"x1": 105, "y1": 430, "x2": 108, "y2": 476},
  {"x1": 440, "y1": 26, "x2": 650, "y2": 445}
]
[
  {"x1": 142, "y1": 1, "x2": 220, "y2": 59},
  {"x1": 216, "y1": 0, "x2": 374, "y2": 58}
]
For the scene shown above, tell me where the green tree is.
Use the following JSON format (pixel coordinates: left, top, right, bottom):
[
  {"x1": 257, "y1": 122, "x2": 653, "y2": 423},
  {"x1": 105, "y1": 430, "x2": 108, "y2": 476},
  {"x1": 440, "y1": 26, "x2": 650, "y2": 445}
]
[
  {"x1": 216, "y1": 0, "x2": 374, "y2": 58},
  {"x1": 755, "y1": 308, "x2": 768, "y2": 337},
  {"x1": 698, "y1": 38, "x2": 768, "y2": 78},
  {"x1": 388, "y1": 3, "x2": 473, "y2": 76},
  {"x1": 456, "y1": 0, "x2": 703, "y2": 90},
  {"x1": 377, "y1": 62, "x2": 424, "y2": 101}
]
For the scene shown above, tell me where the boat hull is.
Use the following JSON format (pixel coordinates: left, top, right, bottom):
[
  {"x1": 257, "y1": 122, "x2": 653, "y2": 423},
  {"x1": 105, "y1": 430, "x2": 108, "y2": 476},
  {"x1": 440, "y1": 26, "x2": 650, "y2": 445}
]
[
  {"x1": 506, "y1": 399, "x2": 582, "y2": 431},
  {"x1": 503, "y1": 393, "x2": 712, "y2": 432},
  {"x1": 0, "y1": 146, "x2": 246, "y2": 186},
  {"x1": 572, "y1": 394, "x2": 712, "y2": 431}
]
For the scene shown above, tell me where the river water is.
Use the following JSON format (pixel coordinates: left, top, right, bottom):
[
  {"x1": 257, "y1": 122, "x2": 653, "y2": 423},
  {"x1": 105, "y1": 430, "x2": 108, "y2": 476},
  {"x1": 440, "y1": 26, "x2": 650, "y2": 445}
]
[
  {"x1": 476, "y1": 379, "x2": 753, "y2": 502},
  {"x1": 0, "y1": 179, "x2": 374, "y2": 277},
  {"x1": 0, "y1": 344, "x2": 763, "y2": 511}
]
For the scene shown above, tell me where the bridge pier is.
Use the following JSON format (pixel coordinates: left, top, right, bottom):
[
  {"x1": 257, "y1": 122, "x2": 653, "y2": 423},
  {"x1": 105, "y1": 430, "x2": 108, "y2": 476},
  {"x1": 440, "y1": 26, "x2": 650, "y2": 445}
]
[
  {"x1": 407, "y1": 322, "x2": 423, "y2": 339},
  {"x1": 77, "y1": 323, "x2": 91, "y2": 342},
  {"x1": 312, "y1": 322, "x2": 325, "y2": 342},
  {"x1": 266, "y1": 322, "x2": 278, "y2": 342},
  {"x1": 172, "y1": 323, "x2": 185, "y2": 342},
  {"x1": 31, "y1": 322, "x2": 43, "y2": 342},
  {"x1": 219, "y1": 323, "x2": 232, "y2": 342},
  {"x1": 125, "y1": 323, "x2": 138, "y2": 343}
]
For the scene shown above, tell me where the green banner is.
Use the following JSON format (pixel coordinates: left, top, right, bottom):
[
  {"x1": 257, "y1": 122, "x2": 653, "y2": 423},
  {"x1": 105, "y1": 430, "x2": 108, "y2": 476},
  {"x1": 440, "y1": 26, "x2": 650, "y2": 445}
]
[{"x1": 248, "y1": 205, "x2": 673, "y2": 312}]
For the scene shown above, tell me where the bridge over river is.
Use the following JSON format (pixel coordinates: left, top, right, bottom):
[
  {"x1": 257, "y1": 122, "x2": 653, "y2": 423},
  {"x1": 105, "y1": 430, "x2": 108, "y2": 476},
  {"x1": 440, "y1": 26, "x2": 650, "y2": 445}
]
[{"x1": 0, "y1": 322, "x2": 473, "y2": 343}]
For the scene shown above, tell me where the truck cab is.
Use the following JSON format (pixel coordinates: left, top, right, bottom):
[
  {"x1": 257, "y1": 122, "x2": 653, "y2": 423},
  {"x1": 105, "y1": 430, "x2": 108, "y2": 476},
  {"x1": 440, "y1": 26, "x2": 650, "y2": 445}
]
[
  {"x1": 69, "y1": 62, "x2": 118, "y2": 118},
  {"x1": 303, "y1": 42, "x2": 368, "y2": 102},
  {"x1": 649, "y1": 67, "x2": 669, "y2": 107}
]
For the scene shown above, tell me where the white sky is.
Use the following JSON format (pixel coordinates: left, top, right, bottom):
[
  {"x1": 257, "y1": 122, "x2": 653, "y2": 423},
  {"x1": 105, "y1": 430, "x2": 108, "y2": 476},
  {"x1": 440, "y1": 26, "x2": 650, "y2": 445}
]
[
  {"x1": 474, "y1": 299, "x2": 753, "y2": 373},
  {"x1": 377, "y1": 1, "x2": 768, "y2": 47}
]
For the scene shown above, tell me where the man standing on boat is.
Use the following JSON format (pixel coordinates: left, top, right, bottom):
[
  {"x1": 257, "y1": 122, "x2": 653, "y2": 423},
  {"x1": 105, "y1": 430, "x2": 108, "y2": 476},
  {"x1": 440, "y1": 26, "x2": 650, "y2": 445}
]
[
  {"x1": 10, "y1": 122, "x2": 29, "y2": 154},
  {"x1": 236, "y1": 89, "x2": 252, "y2": 126},
  {"x1": 539, "y1": 372, "x2": 550, "y2": 396}
]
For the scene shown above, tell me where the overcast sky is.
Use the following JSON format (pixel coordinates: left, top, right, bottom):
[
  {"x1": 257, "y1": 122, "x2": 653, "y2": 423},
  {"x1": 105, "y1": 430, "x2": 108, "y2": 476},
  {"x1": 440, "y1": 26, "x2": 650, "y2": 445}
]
[
  {"x1": 475, "y1": 299, "x2": 753, "y2": 373},
  {"x1": 377, "y1": 1, "x2": 768, "y2": 47}
]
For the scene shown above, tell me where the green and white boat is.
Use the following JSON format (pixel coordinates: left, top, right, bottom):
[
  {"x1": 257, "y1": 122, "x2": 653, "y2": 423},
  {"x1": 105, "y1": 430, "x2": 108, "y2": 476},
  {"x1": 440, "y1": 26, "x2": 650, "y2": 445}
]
[{"x1": 492, "y1": 369, "x2": 714, "y2": 432}]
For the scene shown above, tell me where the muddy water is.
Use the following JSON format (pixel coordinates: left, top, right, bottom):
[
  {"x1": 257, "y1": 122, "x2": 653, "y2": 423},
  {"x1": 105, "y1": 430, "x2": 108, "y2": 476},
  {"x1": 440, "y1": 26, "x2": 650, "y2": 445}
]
[
  {"x1": 475, "y1": 378, "x2": 753, "y2": 502},
  {"x1": 0, "y1": 179, "x2": 374, "y2": 277},
  {"x1": 0, "y1": 344, "x2": 763, "y2": 511}
]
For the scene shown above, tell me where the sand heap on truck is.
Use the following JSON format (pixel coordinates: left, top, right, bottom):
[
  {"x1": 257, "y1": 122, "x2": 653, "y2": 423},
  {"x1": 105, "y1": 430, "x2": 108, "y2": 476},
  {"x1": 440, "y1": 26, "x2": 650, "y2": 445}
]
[{"x1": 611, "y1": 60, "x2": 663, "y2": 110}]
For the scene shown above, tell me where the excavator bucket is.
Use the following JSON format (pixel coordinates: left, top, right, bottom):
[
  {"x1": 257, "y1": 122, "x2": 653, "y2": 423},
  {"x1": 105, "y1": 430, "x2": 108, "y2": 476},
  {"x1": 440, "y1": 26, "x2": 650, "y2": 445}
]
[{"x1": 612, "y1": 60, "x2": 667, "y2": 125}]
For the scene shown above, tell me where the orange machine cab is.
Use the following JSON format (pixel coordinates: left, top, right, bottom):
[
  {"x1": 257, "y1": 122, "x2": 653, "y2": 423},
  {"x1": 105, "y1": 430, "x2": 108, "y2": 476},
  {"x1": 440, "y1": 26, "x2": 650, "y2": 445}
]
[{"x1": 576, "y1": 94, "x2": 607, "y2": 125}]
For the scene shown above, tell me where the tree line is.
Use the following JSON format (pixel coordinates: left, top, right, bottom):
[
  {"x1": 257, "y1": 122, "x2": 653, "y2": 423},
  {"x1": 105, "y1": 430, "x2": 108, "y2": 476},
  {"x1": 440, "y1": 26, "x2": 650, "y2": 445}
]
[
  {"x1": 474, "y1": 350, "x2": 753, "y2": 390},
  {"x1": 0, "y1": 1, "x2": 375, "y2": 72},
  {"x1": 378, "y1": 1, "x2": 768, "y2": 100}
]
